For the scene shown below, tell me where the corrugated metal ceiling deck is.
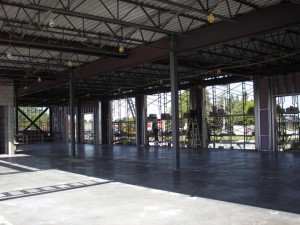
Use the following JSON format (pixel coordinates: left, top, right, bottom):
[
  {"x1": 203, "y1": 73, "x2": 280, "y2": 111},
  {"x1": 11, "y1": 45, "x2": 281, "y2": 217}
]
[{"x1": 0, "y1": 0, "x2": 299, "y2": 105}]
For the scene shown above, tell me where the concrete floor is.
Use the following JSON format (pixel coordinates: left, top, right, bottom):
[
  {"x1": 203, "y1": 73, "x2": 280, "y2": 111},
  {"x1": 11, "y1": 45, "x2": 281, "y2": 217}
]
[{"x1": 0, "y1": 144, "x2": 300, "y2": 224}]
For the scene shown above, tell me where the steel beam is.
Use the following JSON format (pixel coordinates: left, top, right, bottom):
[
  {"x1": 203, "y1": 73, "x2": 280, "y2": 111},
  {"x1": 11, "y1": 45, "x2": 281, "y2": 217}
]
[
  {"x1": 232, "y1": 0, "x2": 260, "y2": 10},
  {"x1": 154, "y1": 0, "x2": 234, "y2": 22},
  {"x1": 177, "y1": 2, "x2": 300, "y2": 52},
  {"x1": 119, "y1": 0, "x2": 208, "y2": 24},
  {"x1": 2, "y1": 20, "x2": 149, "y2": 46},
  {"x1": 17, "y1": 37, "x2": 169, "y2": 97},
  {"x1": 0, "y1": 32, "x2": 126, "y2": 57},
  {"x1": 16, "y1": 2, "x2": 300, "y2": 97}
]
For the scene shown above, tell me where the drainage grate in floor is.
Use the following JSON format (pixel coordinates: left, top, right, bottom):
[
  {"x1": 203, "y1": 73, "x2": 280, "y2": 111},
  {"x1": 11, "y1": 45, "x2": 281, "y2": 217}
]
[{"x1": 0, "y1": 179, "x2": 112, "y2": 201}]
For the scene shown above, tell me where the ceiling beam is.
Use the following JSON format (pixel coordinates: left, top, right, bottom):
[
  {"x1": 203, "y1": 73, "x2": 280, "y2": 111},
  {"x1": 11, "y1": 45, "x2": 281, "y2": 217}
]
[
  {"x1": 154, "y1": 0, "x2": 235, "y2": 22},
  {"x1": 0, "y1": 1, "x2": 181, "y2": 36},
  {"x1": 73, "y1": 2, "x2": 300, "y2": 78},
  {"x1": 232, "y1": 0, "x2": 260, "y2": 10},
  {"x1": 73, "y1": 39, "x2": 170, "y2": 80},
  {"x1": 17, "y1": 2, "x2": 300, "y2": 97},
  {"x1": 2, "y1": 20, "x2": 149, "y2": 46},
  {"x1": 119, "y1": 0, "x2": 208, "y2": 24},
  {"x1": 177, "y1": 2, "x2": 300, "y2": 53},
  {"x1": 17, "y1": 38, "x2": 170, "y2": 97},
  {"x1": 0, "y1": 32, "x2": 126, "y2": 57}
]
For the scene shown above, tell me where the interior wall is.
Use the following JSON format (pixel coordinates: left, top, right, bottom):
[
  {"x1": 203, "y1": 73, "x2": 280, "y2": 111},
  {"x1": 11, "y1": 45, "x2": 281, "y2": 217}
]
[
  {"x1": 51, "y1": 102, "x2": 99, "y2": 144},
  {"x1": 0, "y1": 106, "x2": 5, "y2": 153},
  {"x1": 52, "y1": 107, "x2": 68, "y2": 142},
  {"x1": 81, "y1": 102, "x2": 99, "y2": 144},
  {"x1": 0, "y1": 85, "x2": 14, "y2": 154}
]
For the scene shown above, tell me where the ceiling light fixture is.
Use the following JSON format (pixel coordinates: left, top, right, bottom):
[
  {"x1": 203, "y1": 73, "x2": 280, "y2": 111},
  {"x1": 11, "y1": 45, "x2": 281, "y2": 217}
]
[
  {"x1": 49, "y1": 18, "x2": 55, "y2": 28},
  {"x1": 6, "y1": 51, "x2": 13, "y2": 60},
  {"x1": 118, "y1": 43, "x2": 125, "y2": 53},
  {"x1": 207, "y1": 13, "x2": 215, "y2": 23},
  {"x1": 67, "y1": 60, "x2": 73, "y2": 69}
]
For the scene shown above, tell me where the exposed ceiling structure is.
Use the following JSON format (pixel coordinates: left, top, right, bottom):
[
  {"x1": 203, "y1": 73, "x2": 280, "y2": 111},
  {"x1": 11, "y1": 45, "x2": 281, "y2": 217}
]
[{"x1": 0, "y1": 0, "x2": 299, "y2": 106}]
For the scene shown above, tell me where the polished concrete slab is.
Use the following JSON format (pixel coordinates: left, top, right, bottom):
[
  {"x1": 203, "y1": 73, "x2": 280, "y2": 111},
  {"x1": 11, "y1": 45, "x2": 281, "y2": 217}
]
[{"x1": 0, "y1": 144, "x2": 300, "y2": 224}]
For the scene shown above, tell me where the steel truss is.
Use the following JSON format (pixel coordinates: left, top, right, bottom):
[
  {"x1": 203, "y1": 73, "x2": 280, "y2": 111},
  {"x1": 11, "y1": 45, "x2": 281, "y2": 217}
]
[
  {"x1": 17, "y1": 106, "x2": 50, "y2": 143},
  {"x1": 180, "y1": 27, "x2": 300, "y2": 76},
  {"x1": 1, "y1": 1, "x2": 299, "y2": 107}
]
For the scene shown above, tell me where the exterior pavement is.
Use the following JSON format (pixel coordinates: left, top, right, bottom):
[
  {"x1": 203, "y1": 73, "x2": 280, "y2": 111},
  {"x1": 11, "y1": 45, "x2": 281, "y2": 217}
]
[{"x1": 0, "y1": 144, "x2": 300, "y2": 225}]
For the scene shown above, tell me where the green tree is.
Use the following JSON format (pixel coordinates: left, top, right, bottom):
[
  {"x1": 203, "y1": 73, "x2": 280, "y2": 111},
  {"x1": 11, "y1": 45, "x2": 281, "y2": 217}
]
[
  {"x1": 178, "y1": 90, "x2": 190, "y2": 129},
  {"x1": 205, "y1": 90, "x2": 212, "y2": 116},
  {"x1": 245, "y1": 100, "x2": 255, "y2": 125},
  {"x1": 231, "y1": 96, "x2": 255, "y2": 125},
  {"x1": 178, "y1": 90, "x2": 189, "y2": 119}
]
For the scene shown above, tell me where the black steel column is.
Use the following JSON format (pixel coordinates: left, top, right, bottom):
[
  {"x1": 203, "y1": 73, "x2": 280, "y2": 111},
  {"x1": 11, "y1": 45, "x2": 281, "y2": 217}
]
[
  {"x1": 14, "y1": 87, "x2": 18, "y2": 134},
  {"x1": 135, "y1": 95, "x2": 147, "y2": 146},
  {"x1": 170, "y1": 36, "x2": 180, "y2": 171},
  {"x1": 49, "y1": 107, "x2": 53, "y2": 140},
  {"x1": 76, "y1": 103, "x2": 81, "y2": 144},
  {"x1": 100, "y1": 100, "x2": 109, "y2": 144},
  {"x1": 69, "y1": 65, "x2": 76, "y2": 156}
]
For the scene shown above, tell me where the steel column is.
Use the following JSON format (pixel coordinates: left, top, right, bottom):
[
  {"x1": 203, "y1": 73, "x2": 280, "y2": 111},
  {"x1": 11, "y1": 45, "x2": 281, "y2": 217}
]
[
  {"x1": 14, "y1": 87, "x2": 18, "y2": 135},
  {"x1": 135, "y1": 95, "x2": 147, "y2": 146},
  {"x1": 49, "y1": 108, "x2": 53, "y2": 141},
  {"x1": 170, "y1": 36, "x2": 180, "y2": 170},
  {"x1": 69, "y1": 69, "x2": 76, "y2": 156},
  {"x1": 76, "y1": 103, "x2": 81, "y2": 144},
  {"x1": 99, "y1": 100, "x2": 111, "y2": 144}
]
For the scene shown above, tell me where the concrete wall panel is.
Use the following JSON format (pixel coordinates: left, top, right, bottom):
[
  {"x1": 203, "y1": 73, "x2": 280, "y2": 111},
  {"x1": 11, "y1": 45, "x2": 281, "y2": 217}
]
[{"x1": 0, "y1": 85, "x2": 15, "y2": 154}]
